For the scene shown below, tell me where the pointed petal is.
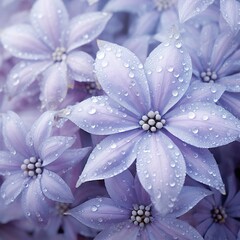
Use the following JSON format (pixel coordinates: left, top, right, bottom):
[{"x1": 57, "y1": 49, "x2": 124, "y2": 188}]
[
  {"x1": 67, "y1": 12, "x2": 112, "y2": 51},
  {"x1": 6, "y1": 61, "x2": 51, "y2": 97},
  {"x1": 218, "y1": 73, "x2": 240, "y2": 92},
  {"x1": 1, "y1": 173, "x2": 28, "y2": 204},
  {"x1": 146, "y1": 222, "x2": 172, "y2": 239},
  {"x1": 1, "y1": 24, "x2": 51, "y2": 60},
  {"x1": 40, "y1": 136, "x2": 75, "y2": 166},
  {"x1": 169, "y1": 186, "x2": 212, "y2": 217},
  {"x1": 27, "y1": 111, "x2": 55, "y2": 153},
  {"x1": 67, "y1": 51, "x2": 94, "y2": 82},
  {"x1": 30, "y1": 0, "x2": 69, "y2": 49},
  {"x1": 95, "y1": 221, "x2": 139, "y2": 240},
  {"x1": 62, "y1": 96, "x2": 140, "y2": 135},
  {"x1": 22, "y1": 178, "x2": 50, "y2": 225},
  {"x1": 67, "y1": 197, "x2": 129, "y2": 230},
  {"x1": 105, "y1": 170, "x2": 137, "y2": 209},
  {"x1": 2, "y1": 111, "x2": 30, "y2": 157},
  {"x1": 41, "y1": 62, "x2": 68, "y2": 109},
  {"x1": 41, "y1": 170, "x2": 74, "y2": 203},
  {"x1": 0, "y1": 151, "x2": 21, "y2": 175},
  {"x1": 136, "y1": 132, "x2": 186, "y2": 215},
  {"x1": 144, "y1": 31, "x2": 192, "y2": 114},
  {"x1": 77, "y1": 130, "x2": 143, "y2": 186},
  {"x1": 95, "y1": 40, "x2": 150, "y2": 116},
  {"x1": 165, "y1": 102, "x2": 240, "y2": 148},
  {"x1": 220, "y1": 0, "x2": 240, "y2": 34},
  {"x1": 177, "y1": 81, "x2": 225, "y2": 106},
  {"x1": 178, "y1": 0, "x2": 214, "y2": 23}
]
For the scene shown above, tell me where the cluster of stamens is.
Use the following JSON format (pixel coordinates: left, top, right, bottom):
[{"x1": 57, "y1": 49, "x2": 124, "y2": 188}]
[
  {"x1": 153, "y1": 0, "x2": 175, "y2": 11},
  {"x1": 130, "y1": 204, "x2": 152, "y2": 227},
  {"x1": 21, "y1": 157, "x2": 43, "y2": 178},
  {"x1": 200, "y1": 68, "x2": 217, "y2": 83},
  {"x1": 211, "y1": 206, "x2": 227, "y2": 223},
  {"x1": 52, "y1": 47, "x2": 67, "y2": 62},
  {"x1": 85, "y1": 81, "x2": 102, "y2": 95},
  {"x1": 56, "y1": 203, "x2": 70, "y2": 215},
  {"x1": 139, "y1": 110, "x2": 166, "y2": 132}
]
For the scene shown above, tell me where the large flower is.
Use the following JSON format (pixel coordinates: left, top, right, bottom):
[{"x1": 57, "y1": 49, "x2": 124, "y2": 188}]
[
  {"x1": 0, "y1": 111, "x2": 91, "y2": 225},
  {"x1": 66, "y1": 170, "x2": 210, "y2": 240},
  {"x1": 62, "y1": 34, "x2": 240, "y2": 214},
  {"x1": 1, "y1": 0, "x2": 111, "y2": 109}
]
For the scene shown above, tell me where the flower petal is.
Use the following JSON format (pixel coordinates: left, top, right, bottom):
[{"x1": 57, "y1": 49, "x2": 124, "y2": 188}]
[
  {"x1": 2, "y1": 111, "x2": 31, "y2": 157},
  {"x1": 41, "y1": 62, "x2": 68, "y2": 109},
  {"x1": 95, "y1": 40, "x2": 150, "y2": 116},
  {"x1": 62, "y1": 95, "x2": 140, "y2": 135},
  {"x1": 178, "y1": 0, "x2": 214, "y2": 23},
  {"x1": 0, "y1": 151, "x2": 21, "y2": 175},
  {"x1": 30, "y1": 0, "x2": 69, "y2": 49},
  {"x1": 1, "y1": 173, "x2": 29, "y2": 204},
  {"x1": 218, "y1": 73, "x2": 240, "y2": 92},
  {"x1": 77, "y1": 130, "x2": 143, "y2": 186},
  {"x1": 1, "y1": 24, "x2": 51, "y2": 60},
  {"x1": 67, "y1": 197, "x2": 129, "y2": 230},
  {"x1": 22, "y1": 178, "x2": 50, "y2": 225},
  {"x1": 6, "y1": 61, "x2": 51, "y2": 97},
  {"x1": 105, "y1": 170, "x2": 137, "y2": 209},
  {"x1": 41, "y1": 170, "x2": 74, "y2": 203},
  {"x1": 136, "y1": 132, "x2": 186, "y2": 215},
  {"x1": 144, "y1": 30, "x2": 192, "y2": 115},
  {"x1": 67, "y1": 12, "x2": 112, "y2": 51},
  {"x1": 220, "y1": 0, "x2": 240, "y2": 34},
  {"x1": 165, "y1": 102, "x2": 240, "y2": 148},
  {"x1": 67, "y1": 51, "x2": 95, "y2": 82}
]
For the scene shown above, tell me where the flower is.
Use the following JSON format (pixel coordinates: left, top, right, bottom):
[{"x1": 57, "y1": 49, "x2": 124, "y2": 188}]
[
  {"x1": 1, "y1": 0, "x2": 111, "y2": 109},
  {"x1": 61, "y1": 32, "x2": 240, "y2": 214},
  {"x1": 0, "y1": 111, "x2": 91, "y2": 225},
  {"x1": 66, "y1": 169, "x2": 209, "y2": 240}
]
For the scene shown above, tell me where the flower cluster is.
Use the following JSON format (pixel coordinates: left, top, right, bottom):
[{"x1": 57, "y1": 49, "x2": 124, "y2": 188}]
[{"x1": 0, "y1": 0, "x2": 240, "y2": 239}]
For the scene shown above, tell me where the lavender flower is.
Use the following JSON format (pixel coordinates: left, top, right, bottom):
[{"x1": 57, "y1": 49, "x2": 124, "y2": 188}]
[
  {"x1": 0, "y1": 111, "x2": 91, "y2": 225},
  {"x1": 1, "y1": 0, "x2": 111, "y2": 109},
  {"x1": 67, "y1": 169, "x2": 209, "y2": 240},
  {"x1": 62, "y1": 32, "x2": 240, "y2": 214}
]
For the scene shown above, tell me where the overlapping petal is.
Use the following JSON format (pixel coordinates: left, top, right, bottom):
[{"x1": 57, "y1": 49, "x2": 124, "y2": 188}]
[
  {"x1": 77, "y1": 130, "x2": 143, "y2": 186},
  {"x1": 41, "y1": 169, "x2": 74, "y2": 203},
  {"x1": 136, "y1": 132, "x2": 186, "y2": 215},
  {"x1": 165, "y1": 102, "x2": 240, "y2": 148},
  {"x1": 64, "y1": 95, "x2": 140, "y2": 135},
  {"x1": 0, "y1": 151, "x2": 21, "y2": 174},
  {"x1": 67, "y1": 12, "x2": 112, "y2": 52},
  {"x1": 30, "y1": 0, "x2": 69, "y2": 49},
  {"x1": 218, "y1": 73, "x2": 240, "y2": 92},
  {"x1": 144, "y1": 31, "x2": 192, "y2": 115},
  {"x1": 95, "y1": 41, "x2": 151, "y2": 116}
]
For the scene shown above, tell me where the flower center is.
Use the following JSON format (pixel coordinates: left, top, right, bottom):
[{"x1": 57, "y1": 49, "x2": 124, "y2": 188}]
[
  {"x1": 85, "y1": 81, "x2": 102, "y2": 95},
  {"x1": 153, "y1": 0, "x2": 175, "y2": 11},
  {"x1": 56, "y1": 202, "x2": 70, "y2": 215},
  {"x1": 211, "y1": 206, "x2": 227, "y2": 223},
  {"x1": 52, "y1": 47, "x2": 67, "y2": 62},
  {"x1": 139, "y1": 110, "x2": 166, "y2": 132},
  {"x1": 200, "y1": 68, "x2": 218, "y2": 83},
  {"x1": 130, "y1": 204, "x2": 152, "y2": 227},
  {"x1": 21, "y1": 157, "x2": 43, "y2": 178}
]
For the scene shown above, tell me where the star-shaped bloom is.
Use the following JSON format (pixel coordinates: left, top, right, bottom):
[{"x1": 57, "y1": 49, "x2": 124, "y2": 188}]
[
  {"x1": 62, "y1": 33, "x2": 240, "y2": 214},
  {"x1": 0, "y1": 111, "x2": 91, "y2": 225},
  {"x1": 67, "y1": 170, "x2": 210, "y2": 240},
  {"x1": 1, "y1": 0, "x2": 111, "y2": 109}
]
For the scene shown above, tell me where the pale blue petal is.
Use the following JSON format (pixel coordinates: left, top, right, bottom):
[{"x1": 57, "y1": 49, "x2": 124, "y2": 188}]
[
  {"x1": 95, "y1": 40, "x2": 151, "y2": 116},
  {"x1": 77, "y1": 130, "x2": 143, "y2": 186},
  {"x1": 62, "y1": 96, "x2": 140, "y2": 135},
  {"x1": 0, "y1": 151, "x2": 21, "y2": 175},
  {"x1": 178, "y1": 0, "x2": 214, "y2": 23},
  {"x1": 67, "y1": 12, "x2": 112, "y2": 52},
  {"x1": 218, "y1": 73, "x2": 240, "y2": 92},
  {"x1": 144, "y1": 30, "x2": 192, "y2": 115},
  {"x1": 41, "y1": 170, "x2": 74, "y2": 203},
  {"x1": 136, "y1": 132, "x2": 186, "y2": 216},
  {"x1": 165, "y1": 102, "x2": 240, "y2": 148}
]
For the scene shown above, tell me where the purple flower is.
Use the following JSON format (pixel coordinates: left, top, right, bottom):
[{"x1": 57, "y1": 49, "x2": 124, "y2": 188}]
[
  {"x1": 0, "y1": 111, "x2": 91, "y2": 225},
  {"x1": 1, "y1": 0, "x2": 111, "y2": 109},
  {"x1": 61, "y1": 33, "x2": 240, "y2": 214},
  {"x1": 66, "y1": 169, "x2": 209, "y2": 240}
]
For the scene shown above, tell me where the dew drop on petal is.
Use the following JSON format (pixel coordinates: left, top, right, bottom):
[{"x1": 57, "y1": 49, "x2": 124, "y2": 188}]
[
  {"x1": 88, "y1": 108, "x2": 96, "y2": 115},
  {"x1": 172, "y1": 90, "x2": 179, "y2": 97},
  {"x1": 188, "y1": 112, "x2": 196, "y2": 119},
  {"x1": 96, "y1": 51, "x2": 105, "y2": 60}
]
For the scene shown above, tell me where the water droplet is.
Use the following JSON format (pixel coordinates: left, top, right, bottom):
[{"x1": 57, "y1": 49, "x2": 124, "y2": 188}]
[
  {"x1": 188, "y1": 112, "x2": 196, "y2": 119},
  {"x1": 96, "y1": 51, "x2": 105, "y2": 60},
  {"x1": 88, "y1": 108, "x2": 96, "y2": 115},
  {"x1": 172, "y1": 90, "x2": 178, "y2": 97},
  {"x1": 202, "y1": 115, "x2": 209, "y2": 121},
  {"x1": 128, "y1": 71, "x2": 134, "y2": 78},
  {"x1": 192, "y1": 128, "x2": 199, "y2": 134}
]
